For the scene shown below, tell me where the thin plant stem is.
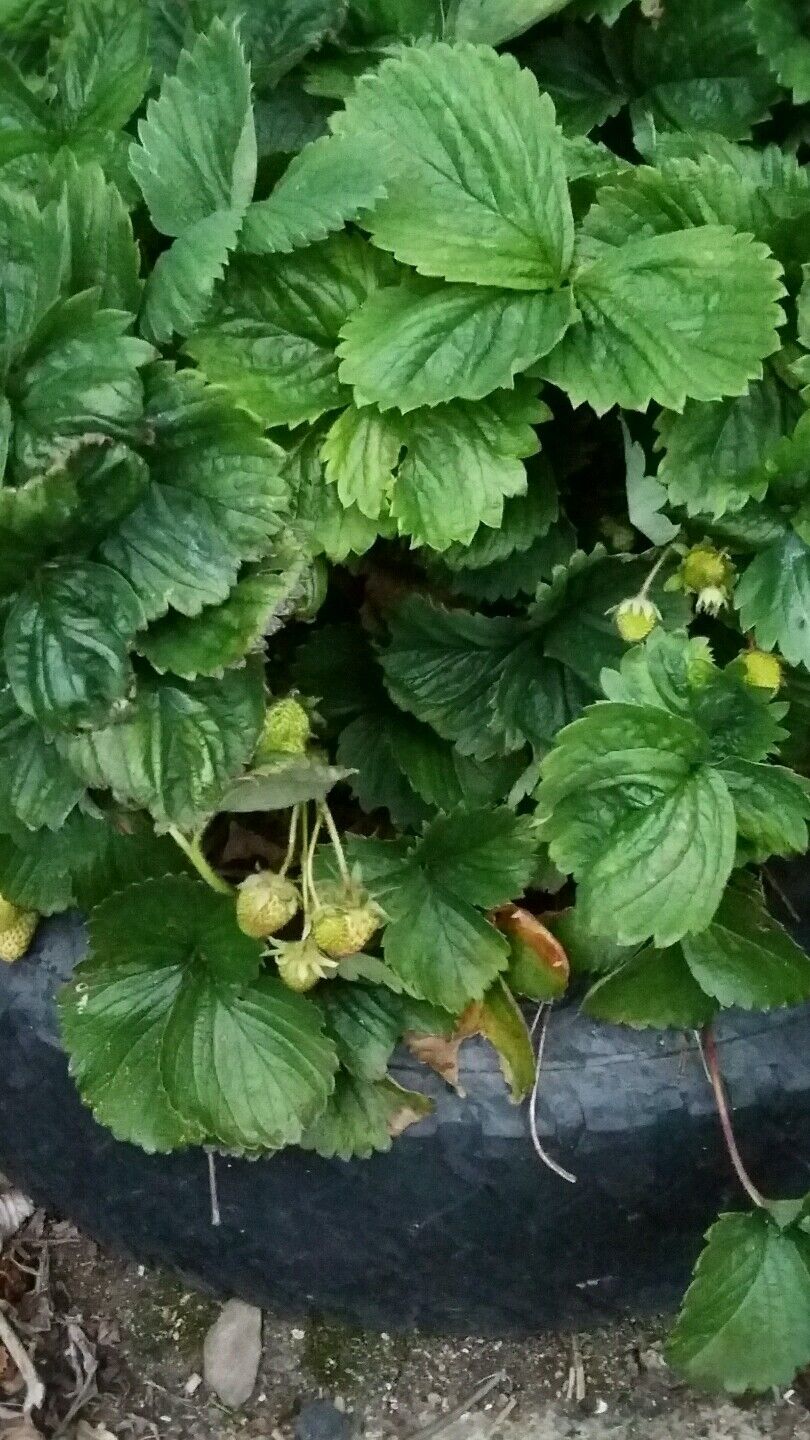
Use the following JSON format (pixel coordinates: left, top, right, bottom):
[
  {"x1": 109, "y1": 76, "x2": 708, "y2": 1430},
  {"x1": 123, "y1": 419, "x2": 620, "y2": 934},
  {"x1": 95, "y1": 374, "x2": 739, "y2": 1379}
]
[
  {"x1": 279, "y1": 804, "x2": 300, "y2": 878},
  {"x1": 322, "y1": 800, "x2": 352, "y2": 889},
  {"x1": 698, "y1": 1027, "x2": 766, "y2": 1209},
  {"x1": 299, "y1": 804, "x2": 311, "y2": 927},
  {"x1": 168, "y1": 827, "x2": 233, "y2": 896},
  {"x1": 529, "y1": 1005, "x2": 577, "y2": 1185},
  {"x1": 306, "y1": 806, "x2": 324, "y2": 911},
  {"x1": 639, "y1": 545, "x2": 672, "y2": 599},
  {"x1": 206, "y1": 1149, "x2": 221, "y2": 1227}
]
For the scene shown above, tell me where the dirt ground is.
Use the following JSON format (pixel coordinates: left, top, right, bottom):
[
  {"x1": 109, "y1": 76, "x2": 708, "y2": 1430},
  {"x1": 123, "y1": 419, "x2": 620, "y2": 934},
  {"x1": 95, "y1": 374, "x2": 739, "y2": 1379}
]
[{"x1": 2, "y1": 1207, "x2": 810, "y2": 1440}]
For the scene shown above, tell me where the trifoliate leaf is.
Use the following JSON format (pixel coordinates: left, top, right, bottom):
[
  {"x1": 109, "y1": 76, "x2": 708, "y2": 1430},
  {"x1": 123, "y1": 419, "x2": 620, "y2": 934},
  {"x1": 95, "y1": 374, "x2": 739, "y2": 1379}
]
[
  {"x1": 3, "y1": 560, "x2": 144, "y2": 730},
  {"x1": 321, "y1": 403, "x2": 403, "y2": 518},
  {"x1": 240, "y1": 133, "x2": 389, "y2": 255},
  {"x1": 681, "y1": 874, "x2": 810, "y2": 1010},
  {"x1": 338, "y1": 277, "x2": 577, "y2": 413},
  {"x1": 140, "y1": 208, "x2": 242, "y2": 345},
  {"x1": 391, "y1": 390, "x2": 540, "y2": 551},
  {"x1": 717, "y1": 759, "x2": 810, "y2": 859},
  {"x1": 188, "y1": 233, "x2": 395, "y2": 427},
  {"x1": 537, "y1": 705, "x2": 737, "y2": 947},
  {"x1": 54, "y1": 0, "x2": 149, "y2": 132},
  {"x1": 101, "y1": 368, "x2": 288, "y2": 620},
  {"x1": 668, "y1": 1211, "x2": 810, "y2": 1392},
  {"x1": 137, "y1": 556, "x2": 310, "y2": 680},
  {"x1": 61, "y1": 876, "x2": 337, "y2": 1153},
  {"x1": 129, "y1": 18, "x2": 256, "y2": 237},
  {"x1": 656, "y1": 377, "x2": 801, "y2": 520},
  {"x1": 413, "y1": 807, "x2": 538, "y2": 908},
  {"x1": 630, "y1": 0, "x2": 777, "y2": 140},
  {"x1": 48, "y1": 158, "x2": 142, "y2": 313},
  {"x1": 333, "y1": 42, "x2": 574, "y2": 289},
  {"x1": 735, "y1": 532, "x2": 810, "y2": 670},
  {"x1": 583, "y1": 945, "x2": 717, "y2": 1029},
  {"x1": 381, "y1": 596, "x2": 528, "y2": 760},
  {"x1": 540, "y1": 228, "x2": 785, "y2": 415},
  {"x1": 749, "y1": 0, "x2": 810, "y2": 104},
  {"x1": 300, "y1": 1074, "x2": 432, "y2": 1160},
  {"x1": 59, "y1": 662, "x2": 265, "y2": 831},
  {"x1": 383, "y1": 868, "x2": 509, "y2": 1009},
  {"x1": 0, "y1": 687, "x2": 85, "y2": 831}
]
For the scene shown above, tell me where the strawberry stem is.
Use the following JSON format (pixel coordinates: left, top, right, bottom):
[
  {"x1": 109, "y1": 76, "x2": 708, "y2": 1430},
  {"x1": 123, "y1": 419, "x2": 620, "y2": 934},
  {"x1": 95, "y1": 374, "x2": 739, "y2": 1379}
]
[
  {"x1": 698, "y1": 1026, "x2": 766, "y2": 1209},
  {"x1": 322, "y1": 801, "x2": 352, "y2": 890},
  {"x1": 168, "y1": 827, "x2": 233, "y2": 896}
]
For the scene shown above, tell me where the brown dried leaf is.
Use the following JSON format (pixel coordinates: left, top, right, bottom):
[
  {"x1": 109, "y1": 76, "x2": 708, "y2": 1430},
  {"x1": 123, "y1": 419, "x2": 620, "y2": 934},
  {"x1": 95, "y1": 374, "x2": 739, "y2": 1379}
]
[
  {"x1": 386, "y1": 1083, "x2": 434, "y2": 1138},
  {"x1": 404, "y1": 1033, "x2": 466, "y2": 1095},
  {"x1": 0, "y1": 1190, "x2": 34, "y2": 1246},
  {"x1": 492, "y1": 905, "x2": 569, "y2": 1000}
]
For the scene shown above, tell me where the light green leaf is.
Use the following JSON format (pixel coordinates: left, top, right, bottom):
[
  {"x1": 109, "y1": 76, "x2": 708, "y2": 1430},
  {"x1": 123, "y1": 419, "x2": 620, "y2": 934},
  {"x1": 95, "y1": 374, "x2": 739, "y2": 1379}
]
[
  {"x1": 61, "y1": 876, "x2": 337, "y2": 1153},
  {"x1": 129, "y1": 17, "x2": 256, "y2": 236},
  {"x1": 283, "y1": 420, "x2": 384, "y2": 561},
  {"x1": 188, "y1": 233, "x2": 395, "y2": 426},
  {"x1": 537, "y1": 705, "x2": 736, "y2": 947},
  {"x1": 101, "y1": 368, "x2": 288, "y2": 620},
  {"x1": 735, "y1": 531, "x2": 810, "y2": 670},
  {"x1": 137, "y1": 556, "x2": 310, "y2": 680},
  {"x1": 469, "y1": 979, "x2": 536, "y2": 1103},
  {"x1": 631, "y1": 0, "x2": 777, "y2": 140},
  {"x1": 3, "y1": 560, "x2": 143, "y2": 730},
  {"x1": 221, "y1": 755, "x2": 351, "y2": 811},
  {"x1": 384, "y1": 868, "x2": 509, "y2": 1009},
  {"x1": 441, "y1": 462, "x2": 557, "y2": 571},
  {"x1": 141, "y1": 209, "x2": 242, "y2": 345},
  {"x1": 334, "y1": 42, "x2": 574, "y2": 289},
  {"x1": 391, "y1": 390, "x2": 539, "y2": 551},
  {"x1": 60, "y1": 662, "x2": 265, "y2": 831},
  {"x1": 668, "y1": 1211, "x2": 810, "y2": 1392},
  {"x1": 240, "y1": 133, "x2": 389, "y2": 255},
  {"x1": 657, "y1": 378, "x2": 801, "y2": 520},
  {"x1": 682, "y1": 874, "x2": 810, "y2": 1010},
  {"x1": 321, "y1": 403, "x2": 403, "y2": 518},
  {"x1": 540, "y1": 228, "x2": 785, "y2": 415},
  {"x1": 300, "y1": 1074, "x2": 432, "y2": 1160},
  {"x1": 622, "y1": 422, "x2": 679, "y2": 545},
  {"x1": 338, "y1": 277, "x2": 577, "y2": 413},
  {"x1": 583, "y1": 946, "x2": 717, "y2": 1030},
  {"x1": 450, "y1": 0, "x2": 571, "y2": 44},
  {"x1": 54, "y1": 0, "x2": 149, "y2": 131},
  {"x1": 749, "y1": 0, "x2": 810, "y2": 104}
]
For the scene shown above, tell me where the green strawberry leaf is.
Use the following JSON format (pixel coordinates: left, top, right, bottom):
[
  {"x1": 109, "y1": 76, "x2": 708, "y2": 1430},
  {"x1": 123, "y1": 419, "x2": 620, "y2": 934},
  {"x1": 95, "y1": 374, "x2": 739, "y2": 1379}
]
[
  {"x1": 334, "y1": 42, "x2": 574, "y2": 289},
  {"x1": 735, "y1": 531, "x2": 810, "y2": 670},
  {"x1": 717, "y1": 760, "x2": 810, "y2": 860},
  {"x1": 300, "y1": 1074, "x2": 433, "y2": 1161},
  {"x1": 140, "y1": 208, "x2": 243, "y2": 345},
  {"x1": 137, "y1": 554, "x2": 310, "y2": 680},
  {"x1": 583, "y1": 945, "x2": 717, "y2": 1029},
  {"x1": 383, "y1": 869, "x2": 509, "y2": 1010},
  {"x1": 540, "y1": 228, "x2": 784, "y2": 415},
  {"x1": 537, "y1": 705, "x2": 737, "y2": 947},
  {"x1": 681, "y1": 874, "x2": 810, "y2": 1010},
  {"x1": 59, "y1": 661, "x2": 265, "y2": 831},
  {"x1": 522, "y1": 22, "x2": 625, "y2": 135},
  {"x1": 129, "y1": 17, "x2": 255, "y2": 237},
  {"x1": 60, "y1": 876, "x2": 337, "y2": 1153},
  {"x1": 338, "y1": 277, "x2": 577, "y2": 413},
  {"x1": 47, "y1": 157, "x2": 142, "y2": 313},
  {"x1": 412, "y1": 807, "x2": 539, "y2": 908},
  {"x1": 668, "y1": 1210, "x2": 810, "y2": 1392},
  {"x1": 54, "y1": 0, "x2": 150, "y2": 133},
  {"x1": 321, "y1": 403, "x2": 404, "y2": 519},
  {"x1": 749, "y1": 0, "x2": 810, "y2": 104},
  {"x1": 240, "y1": 132, "x2": 389, "y2": 255},
  {"x1": 0, "y1": 685, "x2": 85, "y2": 831},
  {"x1": 3, "y1": 560, "x2": 144, "y2": 730}
]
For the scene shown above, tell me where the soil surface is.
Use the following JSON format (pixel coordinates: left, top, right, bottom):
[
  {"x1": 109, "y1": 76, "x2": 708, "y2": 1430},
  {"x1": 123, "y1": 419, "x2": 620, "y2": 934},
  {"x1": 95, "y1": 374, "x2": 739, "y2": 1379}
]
[{"x1": 1, "y1": 1210, "x2": 809, "y2": 1440}]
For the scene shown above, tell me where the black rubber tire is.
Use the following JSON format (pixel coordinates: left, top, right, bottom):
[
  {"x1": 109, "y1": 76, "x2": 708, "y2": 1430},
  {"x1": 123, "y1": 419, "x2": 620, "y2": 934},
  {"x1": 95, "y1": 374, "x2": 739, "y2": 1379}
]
[{"x1": 1, "y1": 899, "x2": 810, "y2": 1333}]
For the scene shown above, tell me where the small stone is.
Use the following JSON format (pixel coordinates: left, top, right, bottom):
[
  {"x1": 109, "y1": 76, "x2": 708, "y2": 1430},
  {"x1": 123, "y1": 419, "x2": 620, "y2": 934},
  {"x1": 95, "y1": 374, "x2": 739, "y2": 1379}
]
[
  {"x1": 185, "y1": 1372, "x2": 202, "y2": 1396},
  {"x1": 203, "y1": 1300, "x2": 262, "y2": 1409},
  {"x1": 294, "y1": 1398, "x2": 353, "y2": 1440}
]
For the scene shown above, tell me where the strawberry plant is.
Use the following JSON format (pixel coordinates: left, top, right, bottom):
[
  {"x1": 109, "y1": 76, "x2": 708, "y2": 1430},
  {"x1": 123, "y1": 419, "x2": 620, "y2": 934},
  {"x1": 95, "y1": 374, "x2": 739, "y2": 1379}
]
[{"x1": 4, "y1": 0, "x2": 810, "y2": 1394}]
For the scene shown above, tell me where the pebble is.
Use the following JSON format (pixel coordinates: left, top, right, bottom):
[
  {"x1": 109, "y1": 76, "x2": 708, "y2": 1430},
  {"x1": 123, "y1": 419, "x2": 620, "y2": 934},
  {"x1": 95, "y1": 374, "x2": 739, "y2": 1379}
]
[
  {"x1": 294, "y1": 1398, "x2": 354, "y2": 1440},
  {"x1": 203, "y1": 1299, "x2": 263, "y2": 1408}
]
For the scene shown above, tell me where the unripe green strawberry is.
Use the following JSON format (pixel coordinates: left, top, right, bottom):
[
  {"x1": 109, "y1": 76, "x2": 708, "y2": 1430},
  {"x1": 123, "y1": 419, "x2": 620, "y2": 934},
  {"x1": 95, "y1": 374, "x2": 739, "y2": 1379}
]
[
  {"x1": 681, "y1": 544, "x2": 734, "y2": 595},
  {"x1": 236, "y1": 871, "x2": 300, "y2": 939},
  {"x1": 274, "y1": 937, "x2": 339, "y2": 993},
  {"x1": 0, "y1": 894, "x2": 21, "y2": 930},
  {"x1": 255, "y1": 698, "x2": 310, "y2": 760},
  {"x1": 0, "y1": 908, "x2": 38, "y2": 963},
  {"x1": 741, "y1": 648, "x2": 783, "y2": 692},
  {"x1": 312, "y1": 900, "x2": 382, "y2": 958},
  {"x1": 614, "y1": 595, "x2": 661, "y2": 644}
]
